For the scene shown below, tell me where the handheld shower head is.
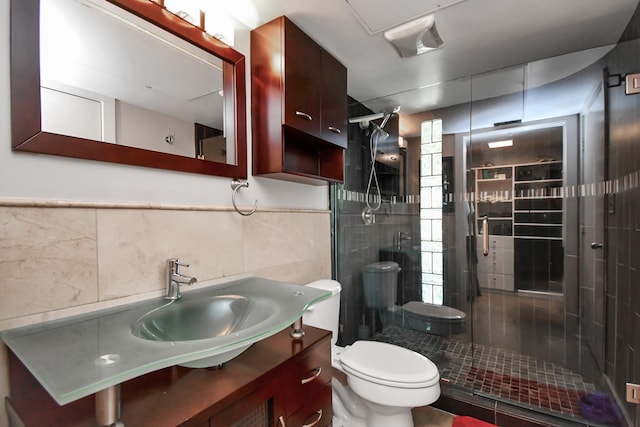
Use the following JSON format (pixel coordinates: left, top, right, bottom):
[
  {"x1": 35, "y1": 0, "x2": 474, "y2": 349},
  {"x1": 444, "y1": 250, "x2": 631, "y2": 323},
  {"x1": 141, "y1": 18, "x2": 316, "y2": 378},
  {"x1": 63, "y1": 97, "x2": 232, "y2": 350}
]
[{"x1": 379, "y1": 106, "x2": 401, "y2": 129}]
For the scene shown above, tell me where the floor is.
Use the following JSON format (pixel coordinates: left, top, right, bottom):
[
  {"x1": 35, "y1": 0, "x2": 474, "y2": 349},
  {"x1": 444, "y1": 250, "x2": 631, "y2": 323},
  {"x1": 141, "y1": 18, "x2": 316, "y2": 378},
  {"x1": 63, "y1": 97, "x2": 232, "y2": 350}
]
[
  {"x1": 413, "y1": 406, "x2": 456, "y2": 427},
  {"x1": 375, "y1": 325, "x2": 597, "y2": 423}
]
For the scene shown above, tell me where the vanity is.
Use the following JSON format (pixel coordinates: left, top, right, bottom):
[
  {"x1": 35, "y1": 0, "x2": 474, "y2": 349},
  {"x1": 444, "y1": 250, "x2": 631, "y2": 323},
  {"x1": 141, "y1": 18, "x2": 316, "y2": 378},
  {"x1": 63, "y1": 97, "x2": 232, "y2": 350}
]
[
  {"x1": 2, "y1": 278, "x2": 333, "y2": 426},
  {"x1": 6, "y1": 326, "x2": 332, "y2": 427}
]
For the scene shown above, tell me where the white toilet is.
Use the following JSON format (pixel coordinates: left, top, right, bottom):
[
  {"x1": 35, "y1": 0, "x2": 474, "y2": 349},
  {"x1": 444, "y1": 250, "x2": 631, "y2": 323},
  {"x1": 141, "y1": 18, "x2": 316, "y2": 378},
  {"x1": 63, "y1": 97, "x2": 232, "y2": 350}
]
[{"x1": 304, "y1": 279, "x2": 441, "y2": 427}]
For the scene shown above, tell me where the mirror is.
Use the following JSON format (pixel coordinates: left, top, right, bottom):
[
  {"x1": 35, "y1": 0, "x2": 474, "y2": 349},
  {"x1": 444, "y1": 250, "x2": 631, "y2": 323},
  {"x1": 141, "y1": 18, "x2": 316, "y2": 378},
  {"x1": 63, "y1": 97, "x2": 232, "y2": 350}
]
[{"x1": 10, "y1": 0, "x2": 247, "y2": 178}]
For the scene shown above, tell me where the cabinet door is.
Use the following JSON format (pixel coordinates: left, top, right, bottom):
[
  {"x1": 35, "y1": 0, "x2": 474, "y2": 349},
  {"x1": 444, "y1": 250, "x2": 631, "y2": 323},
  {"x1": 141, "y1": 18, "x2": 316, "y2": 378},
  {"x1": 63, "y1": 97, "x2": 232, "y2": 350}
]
[
  {"x1": 320, "y1": 49, "x2": 347, "y2": 148},
  {"x1": 283, "y1": 19, "x2": 321, "y2": 136},
  {"x1": 210, "y1": 376, "x2": 286, "y2": 427}
]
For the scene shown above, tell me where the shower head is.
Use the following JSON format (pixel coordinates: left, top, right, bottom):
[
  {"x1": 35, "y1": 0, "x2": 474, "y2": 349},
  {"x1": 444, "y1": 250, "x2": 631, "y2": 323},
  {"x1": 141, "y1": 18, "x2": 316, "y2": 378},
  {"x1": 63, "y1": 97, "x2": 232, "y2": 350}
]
[{"x1": 379, "y1": 106, "x2": 401, "y2": 129}]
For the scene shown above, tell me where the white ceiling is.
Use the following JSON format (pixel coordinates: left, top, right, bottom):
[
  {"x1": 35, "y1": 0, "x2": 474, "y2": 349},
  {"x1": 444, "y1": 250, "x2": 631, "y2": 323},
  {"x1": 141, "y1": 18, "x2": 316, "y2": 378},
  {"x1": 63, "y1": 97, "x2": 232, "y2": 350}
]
[{"x1": 240, "y1": 0, "x2": 639, "y2": 117}]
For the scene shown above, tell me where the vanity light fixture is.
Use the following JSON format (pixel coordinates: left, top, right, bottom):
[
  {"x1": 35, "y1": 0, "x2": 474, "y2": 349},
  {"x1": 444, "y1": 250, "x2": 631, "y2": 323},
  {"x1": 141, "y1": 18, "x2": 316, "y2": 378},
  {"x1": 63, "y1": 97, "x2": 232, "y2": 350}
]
[
  {"x1": 488, "y1": 139, "x2": 513, "y2": 149},
  {"x1": 383, "y1": 14, "x2": 444, "y2": 58}
]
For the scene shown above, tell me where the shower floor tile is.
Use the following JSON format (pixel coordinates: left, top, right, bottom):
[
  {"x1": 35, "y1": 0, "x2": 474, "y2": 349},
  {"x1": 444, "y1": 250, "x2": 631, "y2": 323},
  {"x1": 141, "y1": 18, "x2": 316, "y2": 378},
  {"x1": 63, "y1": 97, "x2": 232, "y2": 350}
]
[{"x1": 374, "y1": 325, "x2": 596, "y2": 421}]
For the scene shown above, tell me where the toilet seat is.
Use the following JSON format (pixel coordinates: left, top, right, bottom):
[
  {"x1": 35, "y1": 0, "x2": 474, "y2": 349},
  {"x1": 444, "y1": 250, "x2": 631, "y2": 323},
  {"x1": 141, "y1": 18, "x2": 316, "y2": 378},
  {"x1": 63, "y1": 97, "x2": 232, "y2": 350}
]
[{"x1": 340, "y1": 341, "x2": 439, "y2": 388}]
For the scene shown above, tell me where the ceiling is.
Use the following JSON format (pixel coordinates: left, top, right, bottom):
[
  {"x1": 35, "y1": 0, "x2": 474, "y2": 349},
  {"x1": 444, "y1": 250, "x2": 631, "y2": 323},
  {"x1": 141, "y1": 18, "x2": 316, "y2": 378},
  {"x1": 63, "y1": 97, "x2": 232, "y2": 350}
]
[{"x1": 235, "y1": 0, "x2": 639, "y2": 123}]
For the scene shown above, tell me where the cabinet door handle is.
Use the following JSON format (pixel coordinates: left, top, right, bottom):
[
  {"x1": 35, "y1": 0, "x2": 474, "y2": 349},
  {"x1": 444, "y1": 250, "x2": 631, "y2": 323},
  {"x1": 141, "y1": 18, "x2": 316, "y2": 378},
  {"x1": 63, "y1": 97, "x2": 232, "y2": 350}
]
[
  {"x1": 295, "y1": 111, "x2": 313, "y2": 121},
  {"x1": 301, "y1": 367, "x2": 322, "y2": 384},
  {"x1": 278, "y1": 415, "x2": 286, "y2": 426},
  {"x1": 481, "y1": 216, "x2": 489, "y2": 256},
  {"x1": 302, "y1": 410, "x2": 323, "y2": 427},
  {"x1": 327, "y1": 126, "x2": 341, "y2": 134}
]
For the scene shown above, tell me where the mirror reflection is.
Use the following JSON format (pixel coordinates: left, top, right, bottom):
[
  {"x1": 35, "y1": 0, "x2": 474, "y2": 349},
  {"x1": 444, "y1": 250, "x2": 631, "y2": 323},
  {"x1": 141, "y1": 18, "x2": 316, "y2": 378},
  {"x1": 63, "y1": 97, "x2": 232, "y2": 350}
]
[{"x1": 39, "y1": 0, "x2": 235, "y2": 165}]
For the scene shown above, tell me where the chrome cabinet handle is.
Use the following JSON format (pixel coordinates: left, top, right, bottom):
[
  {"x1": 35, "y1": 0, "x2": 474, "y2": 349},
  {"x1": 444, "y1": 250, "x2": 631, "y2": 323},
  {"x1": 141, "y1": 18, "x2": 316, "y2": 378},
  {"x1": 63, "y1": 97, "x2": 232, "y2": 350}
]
[
  {"x1": 295, "y1": 111, "x2": 313, "y2": 121},
  {"x1": 327, "y1": 126, "x2": 341, "y2": 134},
  {"x1": 302, "y1": 410, "x2": 323, "y2": 427},
  {"x1": 278, "y1": 415, "x2": 286, "y2": 426},
  {"x1": 481, "y1": 216, "x2": 489, "y2": 256},
  {"x1": 301, "y1": 367, "x2": 322, "y2": 385},
  {"x1": 591, "y1": 242, "x2": 604, "y2": 249}
]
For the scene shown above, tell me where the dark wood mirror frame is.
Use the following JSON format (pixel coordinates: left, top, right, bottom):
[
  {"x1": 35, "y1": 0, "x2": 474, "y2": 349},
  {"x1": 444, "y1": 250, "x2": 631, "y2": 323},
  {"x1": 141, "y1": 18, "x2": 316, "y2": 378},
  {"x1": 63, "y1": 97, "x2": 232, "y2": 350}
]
[{"x1": 10, "y1": 0, "x2": 247, "y2": 178}]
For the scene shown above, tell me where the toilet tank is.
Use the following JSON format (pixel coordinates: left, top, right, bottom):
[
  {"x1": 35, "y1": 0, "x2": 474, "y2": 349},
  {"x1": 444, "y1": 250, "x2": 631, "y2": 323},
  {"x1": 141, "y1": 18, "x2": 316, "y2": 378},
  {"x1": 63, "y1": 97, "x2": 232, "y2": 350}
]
[
  {"x1": 362, "y1": 261, "x2": 399, "y2": 308},
  {"x1": 303, "y1": 280, "x2": 341, "y2": 346}
]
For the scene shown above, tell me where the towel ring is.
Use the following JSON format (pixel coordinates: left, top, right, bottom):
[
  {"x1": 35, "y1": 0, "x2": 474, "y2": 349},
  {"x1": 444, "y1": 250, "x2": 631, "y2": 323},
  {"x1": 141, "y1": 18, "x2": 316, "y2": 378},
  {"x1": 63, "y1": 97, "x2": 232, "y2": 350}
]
[{"x1": 230, "y1": 179, "x2": 258, "y2": 216}]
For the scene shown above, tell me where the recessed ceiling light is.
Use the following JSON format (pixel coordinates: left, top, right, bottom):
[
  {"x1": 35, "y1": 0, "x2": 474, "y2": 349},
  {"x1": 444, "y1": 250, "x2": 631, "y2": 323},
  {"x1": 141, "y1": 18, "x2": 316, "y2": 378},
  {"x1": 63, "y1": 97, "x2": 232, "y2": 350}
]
[{"x1": 488, "y1": 140, "x2": 513, "y2": 149}]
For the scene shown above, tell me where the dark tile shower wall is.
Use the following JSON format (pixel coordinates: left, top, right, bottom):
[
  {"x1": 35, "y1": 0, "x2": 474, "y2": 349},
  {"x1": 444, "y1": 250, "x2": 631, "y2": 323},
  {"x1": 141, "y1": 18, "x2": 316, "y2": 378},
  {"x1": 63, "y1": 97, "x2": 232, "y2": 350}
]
[
  {"x1": 336, "y1": 99, "x2": 422, "y2": 345},
  {"x1": 603, "y1": 7, "x2": 640, "y2": 422},
  {"x1": 335, "y1": 198, "x2": 420, "y2": 345}
]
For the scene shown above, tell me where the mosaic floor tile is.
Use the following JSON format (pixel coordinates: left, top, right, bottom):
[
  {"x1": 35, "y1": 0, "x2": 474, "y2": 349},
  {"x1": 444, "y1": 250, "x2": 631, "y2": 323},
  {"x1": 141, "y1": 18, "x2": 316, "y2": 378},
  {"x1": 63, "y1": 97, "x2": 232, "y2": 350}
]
[{"x1": 374, "y1": 325, "x2": 597, "y2": 421}]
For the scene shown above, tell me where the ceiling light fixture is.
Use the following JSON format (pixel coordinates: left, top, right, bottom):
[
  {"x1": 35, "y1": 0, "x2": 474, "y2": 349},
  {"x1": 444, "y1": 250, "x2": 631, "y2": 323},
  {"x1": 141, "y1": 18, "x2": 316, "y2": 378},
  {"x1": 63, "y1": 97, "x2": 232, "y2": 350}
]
[
  {"x1": 383, "y1": 14, "x2": 444, "y2": 58},
  {"x1": 488, "y1": 140, "x2": 513, "y2": 149}
]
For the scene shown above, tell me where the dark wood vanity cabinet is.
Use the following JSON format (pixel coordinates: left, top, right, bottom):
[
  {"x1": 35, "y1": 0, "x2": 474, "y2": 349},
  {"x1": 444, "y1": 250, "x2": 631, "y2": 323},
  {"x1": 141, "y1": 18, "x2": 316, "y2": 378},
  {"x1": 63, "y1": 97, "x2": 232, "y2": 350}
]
[
  {"x1": 6, "y1": 327, "x2": 332, "y2": 427},
  {"x1": 251, "y1": 16, "x2": 347, "y2": 184}
]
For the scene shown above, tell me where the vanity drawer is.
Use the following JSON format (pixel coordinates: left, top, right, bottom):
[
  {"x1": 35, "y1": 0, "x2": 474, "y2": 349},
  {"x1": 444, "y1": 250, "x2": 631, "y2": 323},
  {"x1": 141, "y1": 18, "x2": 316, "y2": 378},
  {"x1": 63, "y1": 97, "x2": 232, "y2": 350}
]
[
  {"x1": 286, "y1": 382, "x2": 332, "y2": 427},
  {"x1": 285, "y1": 339, "x2": 332, "y2": 417}
]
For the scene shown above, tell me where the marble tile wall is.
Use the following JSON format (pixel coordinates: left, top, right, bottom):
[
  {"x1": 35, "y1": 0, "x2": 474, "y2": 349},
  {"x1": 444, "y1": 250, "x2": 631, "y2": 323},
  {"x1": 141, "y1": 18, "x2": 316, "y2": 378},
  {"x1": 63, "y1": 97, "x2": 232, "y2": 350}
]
[{"x1": 0, "y1": 204, "x2": 331, "y2": 425}]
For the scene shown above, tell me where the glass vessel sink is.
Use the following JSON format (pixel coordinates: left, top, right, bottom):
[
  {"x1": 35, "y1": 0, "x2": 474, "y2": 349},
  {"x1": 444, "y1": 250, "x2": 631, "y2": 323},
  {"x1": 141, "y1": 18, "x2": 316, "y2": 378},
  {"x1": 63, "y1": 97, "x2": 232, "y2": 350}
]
[
  {"x1": 133, "y1": 295, "x2": 256, "y2": 342},
  {"x1": 0, "y1": 277, "x2": 330, "y2": 405},
  {"x1": 131, "y1": 292, "x2": 279, "y2": 368}
]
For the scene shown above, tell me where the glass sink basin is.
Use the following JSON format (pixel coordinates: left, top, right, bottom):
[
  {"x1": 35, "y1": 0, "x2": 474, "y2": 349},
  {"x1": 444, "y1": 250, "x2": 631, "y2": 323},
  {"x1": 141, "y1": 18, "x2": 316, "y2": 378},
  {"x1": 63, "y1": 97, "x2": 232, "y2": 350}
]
[
  {"x1": 133, "y1": 295, "x2": 259, "y2": 341},
  {"x1": 132, "y1": 293, "x2": 276, "y2": 367},
  {"x1": 0, "y1": 277, "x2": 331, "y2": 404}
]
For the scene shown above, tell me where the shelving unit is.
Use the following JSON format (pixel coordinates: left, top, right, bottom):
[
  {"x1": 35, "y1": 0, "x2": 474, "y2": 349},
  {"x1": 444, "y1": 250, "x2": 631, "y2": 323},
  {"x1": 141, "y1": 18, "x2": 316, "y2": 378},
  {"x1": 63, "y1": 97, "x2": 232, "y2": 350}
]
[
  {"x1": 473, "y1": 161, "x2": 564, "y2": 293},
  {"x1": 475, "y1": 166, "x2": 513, "y2": 236}
]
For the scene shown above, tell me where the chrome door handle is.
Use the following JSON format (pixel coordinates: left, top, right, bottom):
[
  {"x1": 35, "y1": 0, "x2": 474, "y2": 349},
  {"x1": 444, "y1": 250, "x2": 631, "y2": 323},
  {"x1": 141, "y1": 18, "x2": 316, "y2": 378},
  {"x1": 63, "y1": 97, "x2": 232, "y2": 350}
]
[
  {"x1": 591, "y1": 242, "x2": 603, "y2": 249},
  {"x1": 327, "y1": 126, "x2": 341, "y2": 134},
  {"x1": 481, "y1": 216, "x2": 489, "y2": 256},
  {"x1": 302, "y1": 410, "x2": 323, "y2": 427},
  {"x1": 295, "y1": 111, "x2": 313, "y2": 121},
  {"x1": 301, "y1": 367, "x2": 322, "y2": 384}
]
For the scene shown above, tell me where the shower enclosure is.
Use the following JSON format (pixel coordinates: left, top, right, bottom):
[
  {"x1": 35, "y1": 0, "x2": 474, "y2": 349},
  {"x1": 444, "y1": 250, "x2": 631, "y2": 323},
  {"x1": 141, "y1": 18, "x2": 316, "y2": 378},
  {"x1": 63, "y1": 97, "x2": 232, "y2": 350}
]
[{"x1": 332, "y1": 39, "x2": 639, "y2": 426}]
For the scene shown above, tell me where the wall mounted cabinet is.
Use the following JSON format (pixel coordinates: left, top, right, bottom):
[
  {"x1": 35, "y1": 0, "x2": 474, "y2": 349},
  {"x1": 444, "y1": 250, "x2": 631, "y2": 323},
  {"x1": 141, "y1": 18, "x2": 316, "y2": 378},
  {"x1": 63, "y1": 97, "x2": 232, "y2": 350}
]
[{"x1": 251, "y1": 16, "x2": 347, "y2": 184}]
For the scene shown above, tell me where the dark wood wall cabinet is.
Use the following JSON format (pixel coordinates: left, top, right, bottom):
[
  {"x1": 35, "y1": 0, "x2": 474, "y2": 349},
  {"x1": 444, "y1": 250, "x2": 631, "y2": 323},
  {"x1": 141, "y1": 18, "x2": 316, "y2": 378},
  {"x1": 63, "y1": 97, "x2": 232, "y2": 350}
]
[
  {"x1": 251, "y1": 16, "x2": 347, "y2": 184},
  {"x1": 6, "y1": 327, "x2": 332, "y2": 427}
]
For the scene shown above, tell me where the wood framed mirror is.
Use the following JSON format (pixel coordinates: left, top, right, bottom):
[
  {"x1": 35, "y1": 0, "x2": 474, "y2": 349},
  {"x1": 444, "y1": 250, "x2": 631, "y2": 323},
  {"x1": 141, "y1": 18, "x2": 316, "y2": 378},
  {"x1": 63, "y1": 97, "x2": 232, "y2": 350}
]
[{"x1": 10, "y1": 0, "x2": 247, "y2": 178}]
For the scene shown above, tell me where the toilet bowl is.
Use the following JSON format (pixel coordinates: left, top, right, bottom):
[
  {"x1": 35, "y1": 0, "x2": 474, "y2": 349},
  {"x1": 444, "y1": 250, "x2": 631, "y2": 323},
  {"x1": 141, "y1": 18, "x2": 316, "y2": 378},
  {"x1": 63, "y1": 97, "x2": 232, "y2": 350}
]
[
  {"x1": 304, "y1": 279, "x2": 441, "y2": 427},
  {"x1": 362, "y1": 261, "x2": 467, "y2": 336},
  {"x1": 384, "y1": 301, "x2": 467, "y2": 336}
]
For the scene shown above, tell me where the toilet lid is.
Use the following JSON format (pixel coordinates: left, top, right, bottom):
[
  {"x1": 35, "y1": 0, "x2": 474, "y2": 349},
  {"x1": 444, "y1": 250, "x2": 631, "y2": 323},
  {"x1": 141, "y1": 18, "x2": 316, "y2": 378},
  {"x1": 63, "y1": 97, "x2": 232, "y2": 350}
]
[
  {"x1": 403, "y1": 301, "x2": 466, "y2": 321},
  {"x1": 340, "y1": 341, "x2": 439, "y2": 388}
]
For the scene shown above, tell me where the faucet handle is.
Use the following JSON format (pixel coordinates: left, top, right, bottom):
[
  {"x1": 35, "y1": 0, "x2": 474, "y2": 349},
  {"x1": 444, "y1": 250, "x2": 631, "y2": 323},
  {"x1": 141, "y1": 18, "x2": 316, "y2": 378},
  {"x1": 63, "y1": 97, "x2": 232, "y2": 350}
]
[{"x1": 168, "y1": 258, "x2": 189, "y2": 273}]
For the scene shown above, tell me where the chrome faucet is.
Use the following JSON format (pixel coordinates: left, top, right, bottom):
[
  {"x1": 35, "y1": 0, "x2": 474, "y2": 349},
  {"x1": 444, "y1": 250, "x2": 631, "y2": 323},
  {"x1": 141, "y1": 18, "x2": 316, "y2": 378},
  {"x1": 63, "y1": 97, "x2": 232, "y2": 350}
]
[
  {"x1": 395, "y1": 231, "x2": 411, "y2": 250},
  {"x1": 165, "y1": 258, "x2": 197, "y2": 300}
]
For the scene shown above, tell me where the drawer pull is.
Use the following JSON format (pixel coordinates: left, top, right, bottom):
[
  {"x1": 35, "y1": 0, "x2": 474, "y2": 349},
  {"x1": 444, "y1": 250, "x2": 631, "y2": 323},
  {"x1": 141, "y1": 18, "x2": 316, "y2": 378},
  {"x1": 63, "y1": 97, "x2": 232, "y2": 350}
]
[
  {"x1": 301, "y1": 367, "x2": 322, "y2": 385},
  {"x1": 295, "y1": 111, "x2": 313, "y2": 121},
  {"x1": 278, "y1": 415, "x2": 286, "y2": 426},
  {"x1": 327, "y1": 126, "x2": 342, "y2": 134},
  {"x1": 302, "y1": 409, "x2": 323, "y2": 427}
]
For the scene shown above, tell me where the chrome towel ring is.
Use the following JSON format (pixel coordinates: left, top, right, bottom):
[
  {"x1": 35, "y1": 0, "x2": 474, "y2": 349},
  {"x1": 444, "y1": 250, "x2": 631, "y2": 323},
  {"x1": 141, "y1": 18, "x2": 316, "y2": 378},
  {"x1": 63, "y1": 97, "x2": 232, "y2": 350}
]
[{"x1": 231, "y1": 179, "x2": 258, "y2": 216}]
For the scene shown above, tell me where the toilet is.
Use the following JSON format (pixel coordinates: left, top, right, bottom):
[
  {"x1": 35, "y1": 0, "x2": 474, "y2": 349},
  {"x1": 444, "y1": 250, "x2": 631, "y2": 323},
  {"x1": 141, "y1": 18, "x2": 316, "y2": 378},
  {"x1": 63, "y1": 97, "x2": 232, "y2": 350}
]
[
  {"x1": 362, "y1": 261, "x2": 467, "y2": 336},
  {"x1": 304, "y1": 280, "x2": 441, "y2": 427}
]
